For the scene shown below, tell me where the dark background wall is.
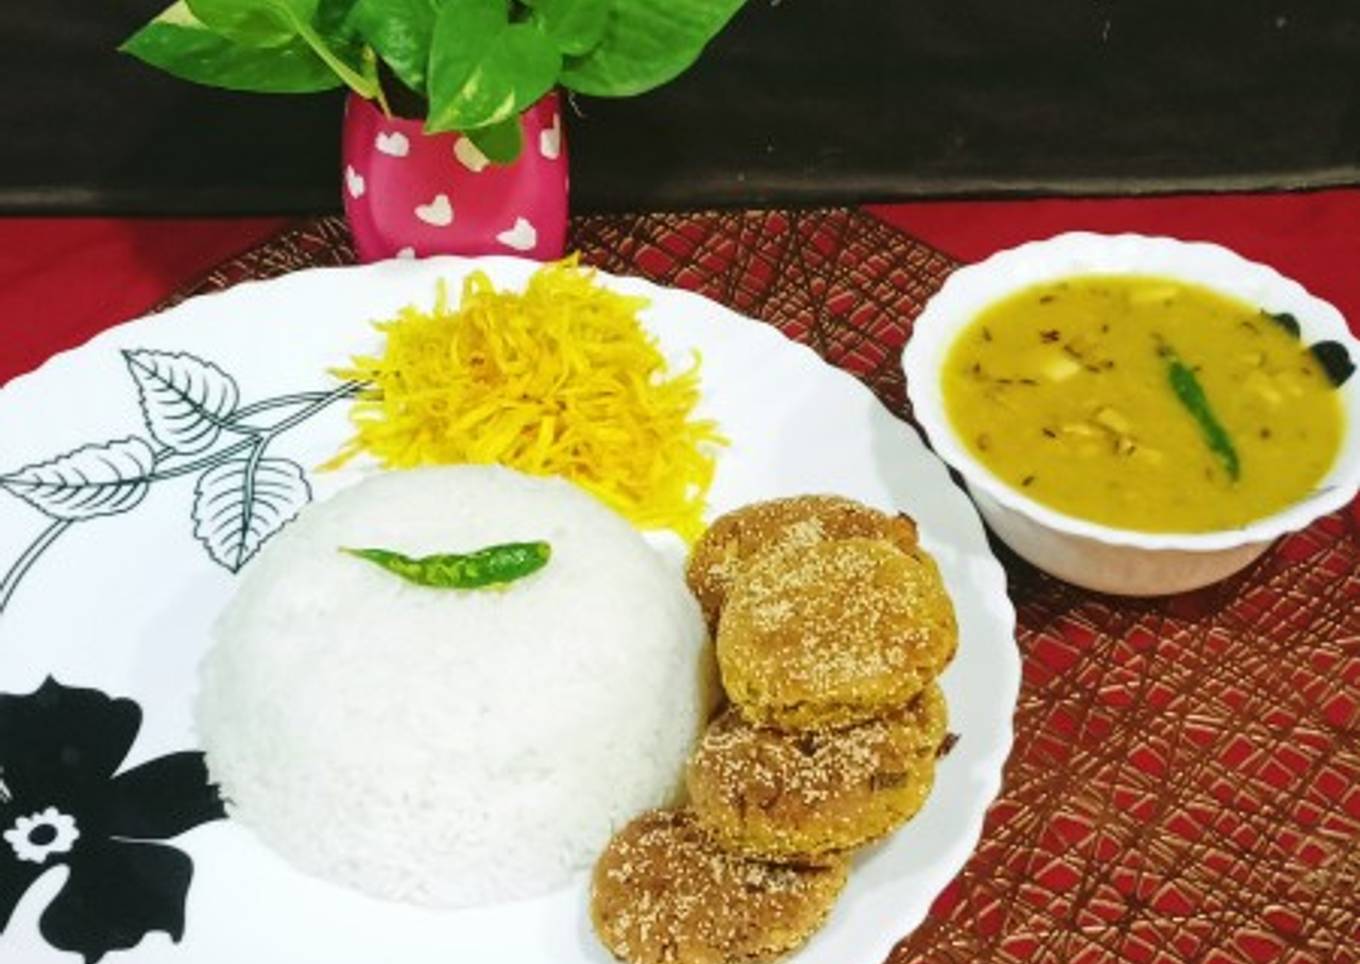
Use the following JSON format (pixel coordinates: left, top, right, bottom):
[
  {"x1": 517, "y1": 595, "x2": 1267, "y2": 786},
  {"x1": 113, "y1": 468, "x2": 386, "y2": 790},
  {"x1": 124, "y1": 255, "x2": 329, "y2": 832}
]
[{"x1": 3, "y1": 1, "x2": 1360, "y2": 214}]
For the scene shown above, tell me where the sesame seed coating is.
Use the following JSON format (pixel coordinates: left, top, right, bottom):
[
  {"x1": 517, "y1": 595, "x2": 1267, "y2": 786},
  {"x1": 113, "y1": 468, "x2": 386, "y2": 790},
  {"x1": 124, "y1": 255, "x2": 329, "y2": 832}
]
[
  {"x1": 717, "y1": 539, "x2": 956, "y2": 731},
  {"x1": 688, "y1": 684, "x2": 947, "y2": 861},
  {"x1": 686, "y1": 496, "x2": 918, "y2": 634},
  {"x1": 591, "y1": 809, "x2": 848, "y2": 964}
]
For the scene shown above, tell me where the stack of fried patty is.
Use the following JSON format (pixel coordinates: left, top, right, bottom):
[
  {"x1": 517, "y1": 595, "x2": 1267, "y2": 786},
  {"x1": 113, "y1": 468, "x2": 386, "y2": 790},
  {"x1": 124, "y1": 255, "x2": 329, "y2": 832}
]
[{"x1": 592, "y1": 495, "x2": 959, "y2": 964}]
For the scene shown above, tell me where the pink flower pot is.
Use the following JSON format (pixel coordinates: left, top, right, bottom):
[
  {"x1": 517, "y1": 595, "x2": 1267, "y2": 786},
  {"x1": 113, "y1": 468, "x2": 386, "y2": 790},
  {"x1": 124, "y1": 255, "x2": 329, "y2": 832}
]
[{"x1": 341, "y1": 92, "x2": 568, "y2": 263}]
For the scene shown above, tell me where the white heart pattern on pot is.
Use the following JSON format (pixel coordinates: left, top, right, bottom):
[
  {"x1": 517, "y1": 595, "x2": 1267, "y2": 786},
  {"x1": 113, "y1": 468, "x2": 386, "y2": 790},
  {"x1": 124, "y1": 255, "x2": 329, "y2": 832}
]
[
  {"x1": 344, "y1": 165, "x2": 365, "y2": 199},
  {"x1": 453, "y1": 137, "x2": 490, "y2": 173},
  {"x1": 415, "y1": 194, "x2": 454, "y2": 227},
  {"x1": 539, "y1": 114, "x2": 562, "y2": 160},
  {"x1": 496, "y1": 218, "x2": 538, "y2": 252},
  {"x1": 375, "y1": 131, "x2": 410, "y2": 157}
]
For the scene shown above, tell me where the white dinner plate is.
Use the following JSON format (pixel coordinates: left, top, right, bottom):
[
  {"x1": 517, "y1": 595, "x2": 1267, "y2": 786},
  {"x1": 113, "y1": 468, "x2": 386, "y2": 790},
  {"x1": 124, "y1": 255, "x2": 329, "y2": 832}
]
[{"x1": 0, "y1": 257, "x2": 1018, "y2": 964}]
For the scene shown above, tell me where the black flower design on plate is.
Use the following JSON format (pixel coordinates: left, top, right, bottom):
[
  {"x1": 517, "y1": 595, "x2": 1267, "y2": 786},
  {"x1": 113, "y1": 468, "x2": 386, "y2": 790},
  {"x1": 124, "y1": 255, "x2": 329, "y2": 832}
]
[{"x1": 0, "y1": 678, "x2": 224, "y2": 962}]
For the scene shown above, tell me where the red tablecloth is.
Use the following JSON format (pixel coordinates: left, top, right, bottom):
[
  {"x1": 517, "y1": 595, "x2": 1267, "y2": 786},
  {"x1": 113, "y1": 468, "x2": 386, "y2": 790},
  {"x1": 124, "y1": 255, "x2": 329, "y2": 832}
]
[
  {"x1": 4, "y1": 189, "x2": 1360, "y2": 383},
  {"x1": 0, "y1": 217, "x2": 290, "y2": 386}
]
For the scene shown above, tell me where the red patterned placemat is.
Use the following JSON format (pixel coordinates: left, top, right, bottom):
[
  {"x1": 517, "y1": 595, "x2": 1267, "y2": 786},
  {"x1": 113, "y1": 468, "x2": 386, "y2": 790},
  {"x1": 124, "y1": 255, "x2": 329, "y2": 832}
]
[{"x1": 164, "y1": 210, "x2": 1360, "y2": 963}]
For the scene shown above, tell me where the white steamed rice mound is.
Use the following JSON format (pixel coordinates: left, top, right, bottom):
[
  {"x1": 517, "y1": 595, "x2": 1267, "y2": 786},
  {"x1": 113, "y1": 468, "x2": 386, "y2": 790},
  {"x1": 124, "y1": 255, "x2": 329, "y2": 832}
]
[{"x1": 196, "y1": 465, "x2": 710, "y2": 907}]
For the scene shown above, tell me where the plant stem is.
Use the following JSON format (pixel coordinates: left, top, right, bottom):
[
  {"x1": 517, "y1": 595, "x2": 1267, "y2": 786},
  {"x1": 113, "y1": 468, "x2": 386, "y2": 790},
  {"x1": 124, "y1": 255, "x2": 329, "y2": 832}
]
[
  {"x1": 291, "y1": 13, "x2": 378, "y2": 99},
  {"x1": 232, "y1": 391, "x2": 337, "y2": 420},
  {"x1": 151, "y1": 382, "x2": 360, "y2": 480},
  {"x1": 211, "y1": 415, "x2": 268, "y2": 438},
  {"x1": 262, "y1": 382, "x2": 361, "y2": 440},
  {"x1": 363, "y1": 46, "x2": 393, "y2": 118},
  {"x1": 229, "y1": 383, "x2": 362, "y2": 427},
  {"x1": 149, "y1": 438, "x2": 256, "y2": 481},
  {"x1": 0, "y1": 519, "x2": 73, "y2": 615}
]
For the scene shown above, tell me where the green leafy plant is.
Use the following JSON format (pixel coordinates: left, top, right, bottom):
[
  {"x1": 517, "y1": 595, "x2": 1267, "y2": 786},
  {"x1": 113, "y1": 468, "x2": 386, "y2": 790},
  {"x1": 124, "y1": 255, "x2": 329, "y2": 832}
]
[{"x1": 121, "y1": 0, "x2": 746, "y2": 162}]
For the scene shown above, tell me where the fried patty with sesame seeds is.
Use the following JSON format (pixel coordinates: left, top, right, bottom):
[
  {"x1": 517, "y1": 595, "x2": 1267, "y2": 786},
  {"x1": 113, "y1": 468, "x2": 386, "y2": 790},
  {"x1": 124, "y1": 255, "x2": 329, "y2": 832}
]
[
  {"x1": 686, "y1": 496, "x2": 918, "y2": 633},
  {"x1": 717, "y1": 539, "x2": 956, "y2": 731},
  {"x1": 687, "y1": 683, "x2": 947, "y2": 862},
  {"x1": 590, "y1": 809, "x2": 848, "y2": 964}
]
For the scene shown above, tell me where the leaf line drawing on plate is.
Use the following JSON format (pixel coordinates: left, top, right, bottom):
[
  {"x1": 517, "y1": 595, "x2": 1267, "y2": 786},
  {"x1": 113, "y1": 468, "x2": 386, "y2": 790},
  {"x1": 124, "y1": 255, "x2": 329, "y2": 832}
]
[
  {"x1": 0, "y1": 349, "x2": 361, "y2": 617},
  {"x1": 123, "y1": 349, "x2": 243, "y2": 454},
  {"x1": 193, "y1": 456, "x2": 311, "y2": 572},
  {"x1": 0, "y1": 437, "x2": 158, "y2": 519}
]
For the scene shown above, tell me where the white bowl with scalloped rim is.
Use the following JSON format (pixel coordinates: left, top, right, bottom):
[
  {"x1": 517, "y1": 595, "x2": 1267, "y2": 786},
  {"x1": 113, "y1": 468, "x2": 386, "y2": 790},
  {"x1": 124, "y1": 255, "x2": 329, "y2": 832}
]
[{"x1": 903, "y1": 232, "x2": 1360, "y2": 596}]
